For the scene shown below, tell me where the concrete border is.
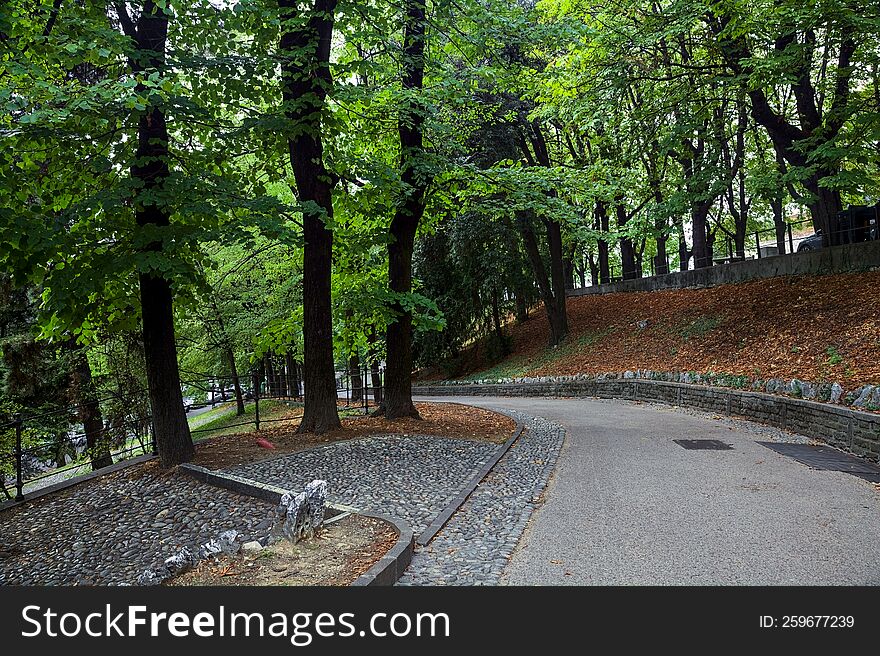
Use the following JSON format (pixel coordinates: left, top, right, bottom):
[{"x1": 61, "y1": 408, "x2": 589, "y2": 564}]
[
  {"x1": 414, "y1": 379, "x2": 880, "y2": 463},
  {"x1": 0, "y1": 453, "x2": 155, "y2": 514},
  {"x1": 415, "y1": 422, "x2": 525, "y2": 546},
  {"x1": 178, "y1": 463, "x2": 414, "y2": 586},
  {"x1": 349, "y1": 513, "x2": 414, "y2": 587}
]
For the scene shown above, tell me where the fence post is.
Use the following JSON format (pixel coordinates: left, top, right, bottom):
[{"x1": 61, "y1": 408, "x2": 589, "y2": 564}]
[
  {"x1": 755, "y1": 231, "x2": 762, "y2": 258},
  {"x1": 253, "y1": 372, "x2": 261, "y2": 432},
  {"x1": 787, "y1": 223, "x2": 794, "y2": 253},
  {"x1": 363, "y1": 365, "x2": 369, "y2": 413},
  {"x1": 14, "y1": 413, "x2": 24, "y2": 502}
]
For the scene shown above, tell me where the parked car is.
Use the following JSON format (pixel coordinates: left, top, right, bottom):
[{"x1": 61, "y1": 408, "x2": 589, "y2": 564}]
[
  {"x1": 797, "y1": 204, "x2": 878, "y2": 252},
  {"x1": 797, "y1": 230, "x2": 824, "y2": 252}
]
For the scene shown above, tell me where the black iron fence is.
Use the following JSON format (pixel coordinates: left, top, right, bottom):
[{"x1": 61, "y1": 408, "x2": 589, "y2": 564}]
[
  {"x1": 592, "y1": 208, "x2": 880, "y2": 285},
  {"x1": 1, "y1": 366, "x2": 385, "y2": 501},
  {"x1": 0, "y1": 401, "x2": 155, "y2": 503}
]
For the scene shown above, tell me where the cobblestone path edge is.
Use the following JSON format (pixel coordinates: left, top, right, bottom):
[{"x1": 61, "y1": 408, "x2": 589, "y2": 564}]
[{"x1": 178, "y1": 463, "x2": 414, "y2": 587}]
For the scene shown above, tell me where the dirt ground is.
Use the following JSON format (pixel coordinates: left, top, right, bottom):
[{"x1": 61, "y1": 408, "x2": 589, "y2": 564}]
[
  {"x1": 418, "y1": 271, "x2": 880, "y2": 386},
  {"x1": 191, "y1": 402, "x2": 516, "y2": 470},
  {"x1": 168, "y1": 514, "x2": 397, "y2": 586}
]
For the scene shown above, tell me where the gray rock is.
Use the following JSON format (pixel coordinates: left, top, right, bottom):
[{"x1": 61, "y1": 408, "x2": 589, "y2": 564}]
[
  {"x1": 241, "y1": 540, "x2": 263, "y2": 554},
  {"x1": 280, "y1": 480, "x2": 327, "y2": 543},
  {"x1": 136, "y1": 566, "x2": 169, "y2": 586},
  {"x1": 765, "y1": 378, "x2": 786, "y2": 393},
  {"x1": 636, "y1": 319, "x2": 649, "y2": 329},
  {"x1": 831, "y1": 382, "x2": 844, "y2": 403},
  {"x1": 853, "y1": 385, "x2": 875, "y2": 408},
  {"x1": 164, "y1": 547, "x2": 197, "y2": 576},
  {"x1": 800, "y1": 381, "x2": 816, "y2": 400},
  {"x1": 199, "y1": 529, "x2": 241, "y2": 558}
]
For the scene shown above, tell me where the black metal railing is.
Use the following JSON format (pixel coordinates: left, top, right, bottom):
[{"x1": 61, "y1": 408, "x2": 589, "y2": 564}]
[
  {"x1": 581, "y1": 208, "x2": 880, "y2": 288},
  {"x1": 0, "y1": 409, "x2": 155, "y2": 503},
  {"x1": 0, "y1": 364, "x2": 388, "y2": 503}
]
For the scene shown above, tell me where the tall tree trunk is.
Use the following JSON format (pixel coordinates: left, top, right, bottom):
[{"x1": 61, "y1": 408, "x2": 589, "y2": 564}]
[
  {"x1": 69, "y1": 344, "x2": 113, "y2": 470},
  {"x1": 654, "y1": 236, "x2": 669, "y2": 275},
  {"x1": 517, "y1": 211, "x2": 568, "y2": 346},
  {"x1": 280, "y1": 0, "x2": 341, "y2": 433},
  {"x1": 265, "y1": 355, "x2": 277, "y2": 397},
  {"x1": 562, "y1": 254, "x2": 575, "y2": 290},
  {"x1": 490, "y1": 287, "x2": 505, "y2": 348},
  {"x1": 616, "y1": 202, "x2": 640, "y2": 279},
  {"x1": 575, "y1": 253, "x2": 586, "y2": 288},
  {"x1": 596, "y1": 200, "x2": 610, "y2": 283},
  {"x1": 284, "y1": 352, "x2": 295, "y2": 397},
  {"x1": 587, "y1": 251, "x2": 599, "y2": 286},
  {"x1": 804, "y1": 174, "x2": 843, "y2": 244},
  {"x1": 370, "y1": 360, "x2": 383, "y2": 404},
  {"x1": 226, "y1": 348, "x2": 245, "y2": 415},
  {"x1": 514, "y1": 286, "x2": 529, "y2": 323},
  {"x1": 692, "y1": 204, "x2": 712, "y2": 269},
  {"x1": 294, "y1": 360, "x2": 302, "y2": 398},
  {"x1": 127, "y1": 2, "x2": 192, "y2": 467},
  {"x1": 348, "y1": 353, "x2": 363, "y2": 403},
  {"x1": 772, "y1": 198, "x2": 787, "y2": 253},
  {"x1": 545, "y1": 218, "x2": 569, "y2": 342},
  {"x1": 676, "y1": 219, "x2": 691, "y2": 271},
  {"x1": 383, "y1": 0, "x2": 429, "y2": 420},
  {"x1": 367, "y1": 330, "x2": 382, "y2": 404}
]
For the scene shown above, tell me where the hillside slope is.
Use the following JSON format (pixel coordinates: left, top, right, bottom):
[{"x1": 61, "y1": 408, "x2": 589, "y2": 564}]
[{"x1": 419, "y1": 270, "x2": 880, "y2": 386}]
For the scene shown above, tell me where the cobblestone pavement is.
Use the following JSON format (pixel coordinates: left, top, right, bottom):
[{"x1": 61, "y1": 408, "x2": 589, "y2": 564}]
[
  {"x1": 227, "y1": 434, "x2": 499, "y2": 535},
  {"x1": 398, "y1": 412, "x2": 565, "y2": 586},
  {"x1": 0, "y1": 469, "x2": 275, "y2": 585}
]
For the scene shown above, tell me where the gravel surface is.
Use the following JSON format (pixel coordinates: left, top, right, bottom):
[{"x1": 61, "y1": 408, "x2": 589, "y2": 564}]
[
  {"x1": 227, "y1": 434, "x2": 498, "y2": 535},
  {"x1": 398, "y1": 411, "x2": 564, "y2": 586},
  {"x1": 0, "y1": 469, "x2": 275, "y2": 585}
]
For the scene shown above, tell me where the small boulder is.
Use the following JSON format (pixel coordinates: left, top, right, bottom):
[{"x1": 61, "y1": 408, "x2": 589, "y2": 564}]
[
  {"x1": 241, "y1": 540, "x2": 264, "y2": 555},
  {"x1": 853, "y1": 385, "x2": 876, "y2": 408}
]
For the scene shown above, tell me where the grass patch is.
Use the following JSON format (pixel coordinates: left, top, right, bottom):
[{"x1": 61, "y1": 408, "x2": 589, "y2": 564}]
[
  {"x1": 457, "y1": 329, "x2": 614, "y2": 381},
  {"x1": 677, "y1": 315, "x2": 721, "y2": 340},
  {"x1": 190, "y1": 399, "x2": 302, "y2": 439},
  {"x1": 188, "y1": 402, "x2": 238, "y2": 429}
]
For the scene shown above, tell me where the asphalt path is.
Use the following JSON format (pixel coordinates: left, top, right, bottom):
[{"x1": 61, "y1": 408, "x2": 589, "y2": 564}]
[{"x1": 417, "y1": 395, "x2": 880, "y2": 585}]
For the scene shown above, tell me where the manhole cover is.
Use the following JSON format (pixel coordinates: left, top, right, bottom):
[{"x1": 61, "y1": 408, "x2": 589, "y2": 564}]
[
  {"x1": 759, "y1": 442, "x2": 880, "y2": 477},
  {"x1": 674, "y1": 439, "x2": 733, "y2": 450}
]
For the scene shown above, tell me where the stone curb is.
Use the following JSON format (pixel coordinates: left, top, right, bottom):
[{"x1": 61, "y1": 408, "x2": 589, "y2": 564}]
[
  {"x1": 415, "y1": 421, "x2": 526, "y2": 547},
  {"x1": 0, "y1": 453, "x2": 156, "y2": 514},
  {"x1": 178, "y1": 464, "x2": 413, "y2": 586},
  {"x1": 414, "y1": 379, "x2": 880, "y2": 463}
]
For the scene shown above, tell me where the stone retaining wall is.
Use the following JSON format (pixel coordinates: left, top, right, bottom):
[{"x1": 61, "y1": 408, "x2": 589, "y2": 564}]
[
  {"x1": 414, "y1": 380, "x2": 880, "y2": 462},
  {"x1": 568, "y1": 239, "x2": 880, "y2": 297}
]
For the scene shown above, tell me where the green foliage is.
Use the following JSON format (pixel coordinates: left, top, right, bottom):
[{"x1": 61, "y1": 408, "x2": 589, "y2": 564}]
[{"x1": 1, "y1": 0, "x2": 879, "y2": 436}]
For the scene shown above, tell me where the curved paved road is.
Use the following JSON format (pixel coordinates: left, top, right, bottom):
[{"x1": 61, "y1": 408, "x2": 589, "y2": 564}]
[{"x1": 418, "y1": 395, "x2": 880, "y2": 585}]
